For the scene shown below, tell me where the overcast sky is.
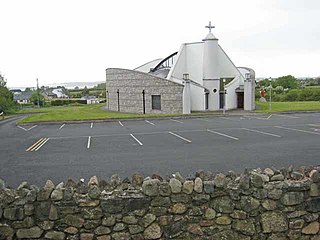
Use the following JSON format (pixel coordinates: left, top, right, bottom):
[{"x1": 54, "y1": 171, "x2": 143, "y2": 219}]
[{"x1": 1, "y1": 0, "x2": 319, "y2": 88}]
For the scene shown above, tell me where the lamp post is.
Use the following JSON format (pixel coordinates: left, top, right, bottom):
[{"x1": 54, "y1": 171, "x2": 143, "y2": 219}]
[
  {"x1": 269, "y1": 77, "x2": 272, "y2": 112},
  {"x1": 223, "y1": 79, "x2": 226, "y2": 115},
  {"x1": 36, "y1": 78, "x2": 40, "y2": 108}
]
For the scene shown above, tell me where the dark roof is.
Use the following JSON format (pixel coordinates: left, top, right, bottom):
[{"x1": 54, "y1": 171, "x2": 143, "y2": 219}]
[{"x1": 13, "y1": 92, "x2": 32, "y2": 101}]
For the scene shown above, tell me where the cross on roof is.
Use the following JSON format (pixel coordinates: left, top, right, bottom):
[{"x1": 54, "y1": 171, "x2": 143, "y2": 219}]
[{"x1": 205, "y1": 21, "x2": 215, "y2": 33}]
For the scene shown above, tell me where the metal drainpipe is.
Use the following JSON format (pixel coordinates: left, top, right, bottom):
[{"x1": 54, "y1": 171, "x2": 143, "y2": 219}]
[
  {"x1": 117, "y1": 89, "x2": 120, "y2": 112},
  {"x1": 142, "y1": 90, "x2": 146, "y2": 114},
  {"x1": 106, "y1": 90, "x2": 109, "y2": 110}
]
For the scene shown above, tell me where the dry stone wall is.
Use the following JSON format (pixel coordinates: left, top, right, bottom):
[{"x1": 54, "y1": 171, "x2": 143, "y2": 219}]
[{"x1": 0, "y1": 166, "x2": 320, "y2": 239}]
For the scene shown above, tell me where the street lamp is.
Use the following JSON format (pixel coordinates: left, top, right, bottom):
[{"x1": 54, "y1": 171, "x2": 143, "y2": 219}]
[
  {"x1": 269, "y1": 77, "x2": 272, "y2": 112},
  {"x1": 223, "y1": 79, "x2": 226, "y2": 115}
]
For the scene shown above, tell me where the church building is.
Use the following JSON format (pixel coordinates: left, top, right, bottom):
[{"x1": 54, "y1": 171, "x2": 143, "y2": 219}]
[{"x1": 106, "y1": 22, "x2": 255, "y2": 114}]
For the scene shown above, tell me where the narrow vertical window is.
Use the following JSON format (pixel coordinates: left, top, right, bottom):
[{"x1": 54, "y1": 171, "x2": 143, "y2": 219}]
[{"x1": 151, "y1": 95, "x2": 161, "y2": 110}]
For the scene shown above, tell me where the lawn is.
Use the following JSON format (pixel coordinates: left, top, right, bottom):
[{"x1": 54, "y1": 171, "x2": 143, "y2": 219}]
[
  {"x1": 17, "y1": 104, "x2": 187, "y2": 123},
  {"x1": 17, "y1": 104, "x2": 141, "y2": 123},
  {"x1": 16, "y1": 101, "x2": 320, "y2": 123},
  {"x1": 256, "y1": 101, "x2": 320, "y2": 113}
]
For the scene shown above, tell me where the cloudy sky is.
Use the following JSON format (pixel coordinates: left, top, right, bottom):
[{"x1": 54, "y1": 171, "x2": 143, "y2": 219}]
[{"x1": 1, "y1": 0, "x2": 319, "y2": 88}]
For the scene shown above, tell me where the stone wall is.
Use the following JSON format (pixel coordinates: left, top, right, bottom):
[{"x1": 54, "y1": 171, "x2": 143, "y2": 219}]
[
  {"x1": 0, "y1": 166, "x2": 320, "y2": 239},
  {"x1": 105, "y1": 68, "x2": 184, "y2": 114}
]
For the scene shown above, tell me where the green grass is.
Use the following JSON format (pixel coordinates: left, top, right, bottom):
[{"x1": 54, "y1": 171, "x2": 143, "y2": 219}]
[
  {"x1": 256, "y1": 101, "x2": 320, "y2": 113},
  {"x1": 17, "y1": 101, "x2": 320, "y2": 123},
  {"x1": 306, "y1": 85, "x2": 320, "y2": 88},
  {"x1": 17, "y1": 104, "x2": 193, "y2": 123},
  {"x1": 17, "y1": 104, "x2": 140, "y2": 123}
]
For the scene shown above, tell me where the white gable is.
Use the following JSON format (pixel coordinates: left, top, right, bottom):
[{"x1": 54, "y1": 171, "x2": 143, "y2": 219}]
[{"x1": 218, "y1": 46, "x2": 241, "y2": 78}]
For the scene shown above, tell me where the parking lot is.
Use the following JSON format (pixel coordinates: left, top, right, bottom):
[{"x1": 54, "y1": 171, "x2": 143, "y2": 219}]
[{"x1": 1, "y1": 112, "x2": 320, "y2": 187}]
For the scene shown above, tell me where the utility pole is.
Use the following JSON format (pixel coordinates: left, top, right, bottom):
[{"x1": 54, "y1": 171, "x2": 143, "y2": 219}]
[
  {"x1": 36, "y1": 78, "x2": 40, "y2": 108},
  {"x1": 269, "y1": 77, "x2": 272, "y2": 112},
  {"x1": 223, "y1": 79, "x2": 226, "y2": 115}
]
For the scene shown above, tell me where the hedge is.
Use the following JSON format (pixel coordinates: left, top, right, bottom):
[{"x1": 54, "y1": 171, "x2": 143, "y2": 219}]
[{"x1": 50, "y1": 99, "x2": 87, "y2": 106}]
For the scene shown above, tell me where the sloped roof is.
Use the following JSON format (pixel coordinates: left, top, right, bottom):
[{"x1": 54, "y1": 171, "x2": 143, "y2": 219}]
[{"x1": 13, "y1": 92, "x2": 32, "y2": 101}]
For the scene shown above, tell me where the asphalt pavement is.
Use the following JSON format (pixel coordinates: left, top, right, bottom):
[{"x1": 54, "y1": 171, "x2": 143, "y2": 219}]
[{"x1": 0, "y1": 113, "x2": 320, "y2": 187}]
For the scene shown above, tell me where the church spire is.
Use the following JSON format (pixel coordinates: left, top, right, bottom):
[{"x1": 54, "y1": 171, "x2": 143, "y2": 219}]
[
  {"x1": 203, "y1": 21, "x2": 218, "y2": 41},
  {"x1": 205, "y1": 21, "x2": 215, "y2": 33}
]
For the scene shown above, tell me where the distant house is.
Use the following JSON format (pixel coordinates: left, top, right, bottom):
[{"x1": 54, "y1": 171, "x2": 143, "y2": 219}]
[
  {"x1": 10, "y1": 89, "x2": 22, "y2": 94},
  {"x1": 52, "y1": 88, "x2": 68, "y2": 98},
  {"x1": 42, "y1": 92, "x2": 57, "y2": 99},
  {"x1": 81, "y1": 96, "x2": 100, "y2": 104},
  {"x1": 13, "y1": 92, "x2": 32, "y2": 104}
]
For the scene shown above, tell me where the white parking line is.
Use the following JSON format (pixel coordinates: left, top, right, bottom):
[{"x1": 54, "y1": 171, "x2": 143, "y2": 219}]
[
  {"x1": 35, "y1": 138, "x2": 50, "y2": 151},
  {"x1": 267, "y1": 114, "x2": 273, "y2": 120},
  {"x1": 273, "y1": 114, "x2": 299, "y2": 119},
  {"x1": 168, "y1": 131, "x2": 192, "y2": 143},
  {"x1": 207, "y1": 129, "x2": 239, "y2": 140},
  {"x1": 145, "y1": 120, "x2": 155, "y2": 126},
  {"x1": 90, "y1": 122, "x2": 93, "y2": 128},
  {"x1": 17, "y1": 126, "x2": 28, "y2": 131},
  {"x1": 308, "y1": 124, "x2": 320, "y2": 127},
  {"x1": 87, "y1": 136, "x2": 91, "y2": 149},
  {"x1": 59, "y1": 124, "x2": 65, "y2": 130},
  {"x1": 275, "y1": 126, "x2": 320, "y2": 135},
  {"x1": 170, "y1": 119, "x2": 184, "y2": 124},
  {"x1": 18, "y1": 125, "x2": 37, "y2": 131},
  {"x1": 27, "y1": 125, "x2": 37, "y2": 131},
  {"x1": 130, "y1": 134, "x2": 143, "y2": 146},
  {"x1": 119, "y1": 121, "x2": 124, "y2": 127},
  {"x1": 242, "y1": 128, "x2": 281, "y2": 138}
]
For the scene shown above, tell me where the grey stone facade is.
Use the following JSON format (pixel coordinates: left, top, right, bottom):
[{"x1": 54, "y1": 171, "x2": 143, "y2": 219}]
[{"x1": 106, "y1": 68, "x2": 184, "y2": 114}]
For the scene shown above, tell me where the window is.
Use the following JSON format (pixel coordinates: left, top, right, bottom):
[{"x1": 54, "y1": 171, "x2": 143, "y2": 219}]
[{"x1": 152, "y1": 95, "x2": 161, "y2": 110}]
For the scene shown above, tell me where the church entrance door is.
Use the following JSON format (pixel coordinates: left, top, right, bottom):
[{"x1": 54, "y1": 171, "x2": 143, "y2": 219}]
[{"x1": 237, "y1": 93, "x2": 244, "y2": 109}]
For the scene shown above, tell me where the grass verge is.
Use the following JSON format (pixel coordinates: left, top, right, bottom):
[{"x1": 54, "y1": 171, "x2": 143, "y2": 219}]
[
  {"x1": 256, "y1": 101, "x2": 320, "y2": 113},
  {"x1": 16, "y1": 101, "x2": 320, "y2": 123},
  {"x1": 17, "y1": 104, "x2": 191, "y2": 123}
]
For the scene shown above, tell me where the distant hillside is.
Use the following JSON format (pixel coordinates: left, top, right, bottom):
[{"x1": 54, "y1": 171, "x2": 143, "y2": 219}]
[{"x1": 9, "y1": 81, "x2": 104, "y2": 90}]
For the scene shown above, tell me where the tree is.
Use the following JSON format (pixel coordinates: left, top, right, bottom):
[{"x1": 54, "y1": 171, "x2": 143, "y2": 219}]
[
  {"x1": 0, "y1": 73, "x2": 14, "y2": 113},
  {"x1": 274, "y1": 75, "x2": 298, "y2": 89},
  {"x1": 24, "y1": 87, "x2": 33, "y2": 92},
  {"x1": 82, "y1": 86, "x2": 90, "y2": 96},
  {"x1": 30, "y1": 91, "x2": 45, "y2": 106}
]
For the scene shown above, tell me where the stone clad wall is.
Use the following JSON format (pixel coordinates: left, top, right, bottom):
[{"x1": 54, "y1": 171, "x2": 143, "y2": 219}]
[
  {"x1": 105, "y1": 68, "x2": 184, "y2": 114},
  {"x1": 0, "y1": 167, "x2": 320, "y2": 239}
]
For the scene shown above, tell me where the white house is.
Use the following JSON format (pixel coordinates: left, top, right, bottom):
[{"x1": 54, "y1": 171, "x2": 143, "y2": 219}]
[
  {"x1": 81, "y1": 95, "x2": 100, "y2": 104},
  {"x1": 13, "y1": 91, "x2": 32, "y2": 104},
  {"x1": 106, "y1": 22, "x2": 255, "y2": 114}
]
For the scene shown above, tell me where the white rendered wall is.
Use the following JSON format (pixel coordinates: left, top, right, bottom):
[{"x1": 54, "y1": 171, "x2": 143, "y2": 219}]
[
  {"x1": 203, "y1": 40, "x2": 219, "y2": 80},
  {"x1": 169, "y1": 43, "x2": 204, "y2": 85},
  {"x1": 134, "y1": 59, "x2": 162, "y2": 73},
  {"x1": 225, "y1": 76, "x2": 241, "y2": 110},
  {"x1": 190, "y1": 84, "x2": 205, "y2": 111},
  {"x1": 239, "y1": 67, "x2": 256, "y2": 111},
  {"x1": 218, "y1": 46, "x2": 242, "y2": 79},
  {"x1": 184, "y1": 43, "x2": 204, "y2": 85},
  {"x1": 167, "y1": 44, "x2": 186, "y2": 83},
  {"x1": 183, "y1": 81, "x2": 191, "y2": 114},
  {"x1": 203, "y1": 37, "x2": 220, "y2": 110},
  {"x1": 203, "y1": 80, "x2": 220, "y2": 110}
]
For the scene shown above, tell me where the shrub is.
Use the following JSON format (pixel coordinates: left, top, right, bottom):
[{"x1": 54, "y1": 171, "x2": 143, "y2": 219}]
[{"x1": 51, "y1": 99, "x2": 87, "y2": 106}]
